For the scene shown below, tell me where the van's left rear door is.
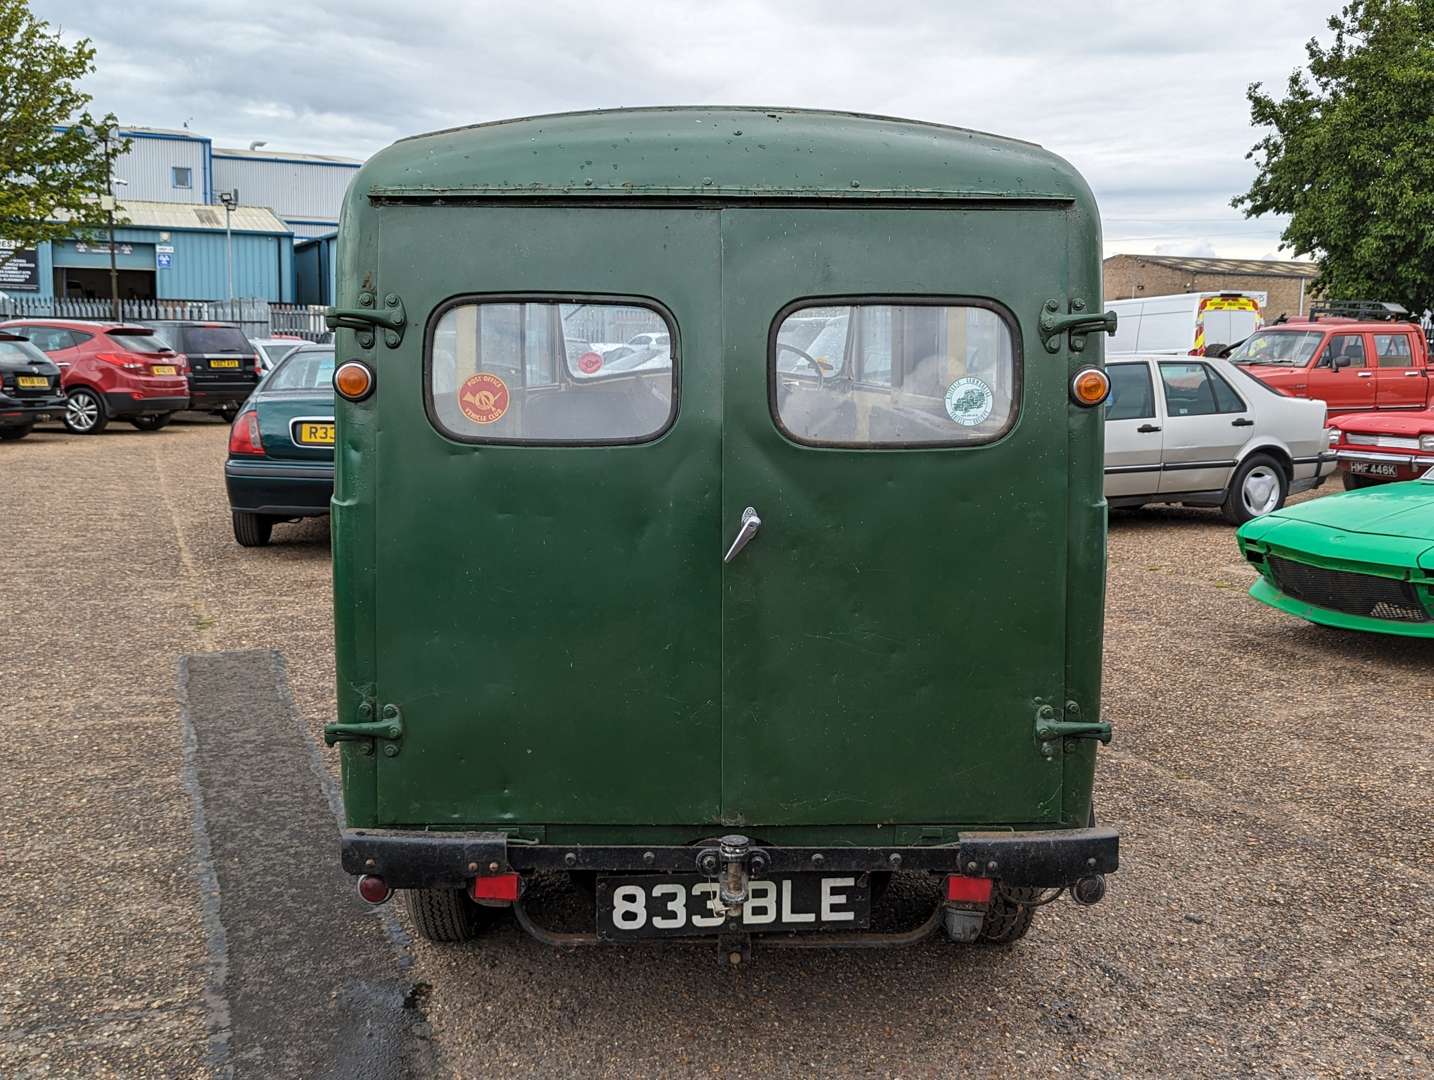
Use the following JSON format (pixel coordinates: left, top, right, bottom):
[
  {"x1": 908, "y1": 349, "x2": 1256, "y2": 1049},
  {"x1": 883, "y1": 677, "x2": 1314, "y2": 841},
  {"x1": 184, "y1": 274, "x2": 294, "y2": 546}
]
[{"x1": 369, "y1": 205, "x2": 724, "y2": 826}]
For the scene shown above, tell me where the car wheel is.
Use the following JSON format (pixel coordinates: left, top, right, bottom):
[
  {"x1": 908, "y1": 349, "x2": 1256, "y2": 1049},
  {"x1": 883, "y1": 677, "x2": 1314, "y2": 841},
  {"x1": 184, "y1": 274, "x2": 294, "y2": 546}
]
[
  {"x1": 1221, "y1": 453, "x2": 1288, "y2": 525},
  {"x1": 976, "y1": 886, "x2": 1038, "y2": 945},
  {"x1": 129, "y1": 413, "x2": 173, "y2": 432},
  {"x1": 0, "y1": 423, "x2": 35, "y2": 441},
  {"x1": 403, "y1": 887, "x2": 490, "y2": 943},
  {"x1": 231, "y1": 511, "x2": 275, "y2": 547},
  {"x1": 63, "y1": 388, "x2": 107, "y2": 435}
]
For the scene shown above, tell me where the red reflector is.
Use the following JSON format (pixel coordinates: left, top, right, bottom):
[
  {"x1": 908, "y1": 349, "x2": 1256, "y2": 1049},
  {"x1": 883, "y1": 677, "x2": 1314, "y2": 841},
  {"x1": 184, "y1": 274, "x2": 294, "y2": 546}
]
[
  {"x1": 356, "y1": 874, "x2": 392, "y2": 905},
  {"x1": 578, "y1": 351, "x2": 604, "y2": 374},
  {"x1": 470, "y1": 872, "x2": 520, "y2": 902},
  {"x1": 945, "y1": 875, "x2": 993, "y2": 904}
]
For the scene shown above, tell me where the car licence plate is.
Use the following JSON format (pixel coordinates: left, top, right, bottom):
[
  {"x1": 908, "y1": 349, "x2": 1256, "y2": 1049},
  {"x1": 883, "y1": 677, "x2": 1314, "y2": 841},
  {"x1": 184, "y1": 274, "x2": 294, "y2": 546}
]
[
  {"x1": 16, "y1": 376, "x2": 49, "y2": 388},
  {"x1": 151, "y1": 365, "x2": 177, "y2": 376},
  {"x1": 294, "y1": 421, "x2": 335, "y2": 446},
  {"x1": 1349, "y1": 462, "x2": 1400, "y2": 477},
  {"x1": 596, "y1": 873, "x2": 870, "y2": 940},
  {"x1": 209, "y1": 359, "x2": 241, "y2": 369}
]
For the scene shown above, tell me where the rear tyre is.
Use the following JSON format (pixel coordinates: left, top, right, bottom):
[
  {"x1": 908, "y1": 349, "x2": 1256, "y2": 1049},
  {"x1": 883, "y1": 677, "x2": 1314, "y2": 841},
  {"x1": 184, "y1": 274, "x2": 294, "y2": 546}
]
[
  {"x1": 1221, "y1": 453, "x2": 1288, "y2": 525},
  {"x1": 403, "y1": 887, "x2": 481, "y2": 943},
  {"x1": 63, "y1": 388, "x2": 108, "y2": 434},
  {"x1": 977, "y1": 887, "x2": 1038, "y2": 944},
  {"x1": 0, "y1": 423, "x2": 34, "y2": 441},
  {"x1": 129, "y1": 413, "x2": 173, "y2": 432},
  {"x1": 231, "y1": 511, "x2": 274, "y2": 547}
]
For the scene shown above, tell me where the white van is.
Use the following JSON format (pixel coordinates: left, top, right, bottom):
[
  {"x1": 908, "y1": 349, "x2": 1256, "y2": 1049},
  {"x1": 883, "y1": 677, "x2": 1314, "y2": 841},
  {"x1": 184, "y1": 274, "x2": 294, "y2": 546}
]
[{"x1": 1107, "y1": 291, "x2": 1266, "y2": 356}]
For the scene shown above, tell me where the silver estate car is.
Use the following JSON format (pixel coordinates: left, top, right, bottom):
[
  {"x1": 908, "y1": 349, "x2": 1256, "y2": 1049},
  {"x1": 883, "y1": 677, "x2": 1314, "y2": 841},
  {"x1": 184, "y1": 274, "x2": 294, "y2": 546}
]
[{"x1": 1105, "y1": 354, "x2": 1337, "y2": 524}]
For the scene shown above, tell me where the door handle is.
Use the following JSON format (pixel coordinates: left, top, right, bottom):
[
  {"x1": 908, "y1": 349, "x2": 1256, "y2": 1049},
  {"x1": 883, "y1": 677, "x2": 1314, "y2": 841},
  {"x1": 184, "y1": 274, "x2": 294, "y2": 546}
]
[
  {"x1": 1356, "y1": 371, "x2": 1373, "y2": 378},
  {"x1": 1231, "y1": 417, "x2": 1255, "y2": 427},
  {"x1": 1136, "y1": 423, "x2": 1161, "y2": 433},
  {"x1": 723, "y1": 507, "x2": 762, "y2": 563},
  {"x1": 1405, "y1": 370, "x2": 1424, "y2": 377}
]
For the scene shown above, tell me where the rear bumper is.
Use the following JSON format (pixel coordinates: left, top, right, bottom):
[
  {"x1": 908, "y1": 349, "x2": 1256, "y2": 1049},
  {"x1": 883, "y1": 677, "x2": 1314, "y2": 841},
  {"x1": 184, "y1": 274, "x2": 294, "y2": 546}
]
[
  {"x1": 225, "y1": 458, "x2": 334, "y2": 516},
  {"x1": 338, "y1": 826, "x2": 1120, "y2": 890},
  {"x1": 1290, "y1": 451, "x2": 1340, "y2": 494},
  {"x1": 0, "y1": 393, "x2": 67, "y2": 422},
  {"x1": 189, "y1": 379, "x2": 259, "y2": 410},
  {"x1": 102, "y1": 392, "x2": 190, "y2": 417}
]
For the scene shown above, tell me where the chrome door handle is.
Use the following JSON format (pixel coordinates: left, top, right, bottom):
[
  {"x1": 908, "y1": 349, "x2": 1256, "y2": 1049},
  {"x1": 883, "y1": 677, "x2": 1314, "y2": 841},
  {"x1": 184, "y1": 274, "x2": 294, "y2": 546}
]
[
  {"x1": 1356, "y1": 371, "x2": 1373, "y2": 378},
  {"x1": 1406, "y1": 370, "x2": 1424, "y2": 377},
  {"x1": 723, "y1": 506, "x2": 762, "y2": 563}
]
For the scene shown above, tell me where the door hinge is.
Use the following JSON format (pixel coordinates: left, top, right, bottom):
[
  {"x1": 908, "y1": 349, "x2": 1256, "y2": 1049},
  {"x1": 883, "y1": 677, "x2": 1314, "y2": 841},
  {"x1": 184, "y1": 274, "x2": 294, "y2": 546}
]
[
  {"x1": 1040, "y1": 298, "x2": 1117, "y2": 355},
  {"x1": 324, "y1": 703, "x2": 404, "y2": 757},
  {"x1": 326, "y1": 291, "x2": 406, "y2": 349},
  {"x1": 1035, "y1": 702, "x2": 1111, "y2": 758}
]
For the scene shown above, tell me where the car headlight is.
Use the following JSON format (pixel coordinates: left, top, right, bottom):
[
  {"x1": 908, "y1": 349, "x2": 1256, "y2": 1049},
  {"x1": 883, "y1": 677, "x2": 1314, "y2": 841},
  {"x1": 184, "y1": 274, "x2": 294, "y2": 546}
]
[
  {"x1": 1420, "y1": 434, "x2": 1434, "y2": 451},
  {"x1": 1328, "y1": 428, "x2": 1341, "y2": 446}
]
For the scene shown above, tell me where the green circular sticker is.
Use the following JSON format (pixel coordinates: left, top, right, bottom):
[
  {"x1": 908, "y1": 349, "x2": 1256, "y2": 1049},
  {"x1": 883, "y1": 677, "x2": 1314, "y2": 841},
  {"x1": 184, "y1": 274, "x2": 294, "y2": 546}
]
[{"x1": 944, "y1": 377, "x2": 994, "y2": 426}]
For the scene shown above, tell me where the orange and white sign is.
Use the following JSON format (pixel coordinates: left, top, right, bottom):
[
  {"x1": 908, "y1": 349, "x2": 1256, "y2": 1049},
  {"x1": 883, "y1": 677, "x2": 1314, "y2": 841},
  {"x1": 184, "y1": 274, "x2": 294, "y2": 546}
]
[{"x1": 458, "y1": 373, "x2": 510, "y2": 424}]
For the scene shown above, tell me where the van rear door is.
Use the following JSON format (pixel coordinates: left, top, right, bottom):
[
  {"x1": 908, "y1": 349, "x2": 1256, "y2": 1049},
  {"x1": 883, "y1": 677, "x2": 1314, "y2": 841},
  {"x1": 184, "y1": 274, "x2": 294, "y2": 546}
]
[
  {"x1": 367, "y1": 205, "x2": 724, "y2": 826},
  {"x1": 718, "y1": 206, "x2": 1073, "y2": 826}
]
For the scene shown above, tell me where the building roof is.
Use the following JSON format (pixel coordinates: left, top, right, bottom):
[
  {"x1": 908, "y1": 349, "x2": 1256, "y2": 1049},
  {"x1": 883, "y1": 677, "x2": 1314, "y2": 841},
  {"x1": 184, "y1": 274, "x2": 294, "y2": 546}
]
[
  {"x1": 56, "y1": 199, "x2": 291, "y2": 235},
  {"x1": 1107, "y1": 254, "x2": 1319, "y2": 279},
  {"x1": 119, "y1": 125, "x2": 206, "y2": 139},
  {"x1": 214, "y1": 146, "x2": 363, "y2": 166},
  {"x1": 357, "y1": 106, "x2": 1092, "y2": 202}
]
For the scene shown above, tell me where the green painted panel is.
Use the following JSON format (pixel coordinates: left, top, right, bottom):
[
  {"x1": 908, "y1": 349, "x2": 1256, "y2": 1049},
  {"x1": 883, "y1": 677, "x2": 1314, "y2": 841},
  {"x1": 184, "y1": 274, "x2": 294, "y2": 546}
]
[
  {"x1": 371, "y1": 206, "x2": 724, "y2": 826},
  {"x1": 718, "y1": 208, "x2": 1071, "y2": 826}
]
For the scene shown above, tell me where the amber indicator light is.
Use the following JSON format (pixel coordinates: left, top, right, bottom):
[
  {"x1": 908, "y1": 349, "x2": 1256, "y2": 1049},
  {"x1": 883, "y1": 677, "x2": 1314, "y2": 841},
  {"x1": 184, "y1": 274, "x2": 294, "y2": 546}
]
[
  {"x1": 1071, "y1": 367, "x2": 1110, "y2": 408},
  {"x1": 334, "y1": 360, "x2": 375, "y2": 401}
]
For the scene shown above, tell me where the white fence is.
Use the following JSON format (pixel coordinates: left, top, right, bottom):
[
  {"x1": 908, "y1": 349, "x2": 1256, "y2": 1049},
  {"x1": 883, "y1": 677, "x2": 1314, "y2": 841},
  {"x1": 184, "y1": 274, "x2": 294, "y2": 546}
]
[{"x1": 0, "y1": 296, "x2": 331, "y2": 342}]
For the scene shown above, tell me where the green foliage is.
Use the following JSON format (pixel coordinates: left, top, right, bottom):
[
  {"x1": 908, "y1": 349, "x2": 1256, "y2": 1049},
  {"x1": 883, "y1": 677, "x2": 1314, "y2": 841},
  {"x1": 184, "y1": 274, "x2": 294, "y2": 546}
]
[
  {"x1": 1235, "y1": 0, "x2": 1434, "y2": 312},
  {"x1": 0, "y1": 0, "x2": 129, "y2": 270}
]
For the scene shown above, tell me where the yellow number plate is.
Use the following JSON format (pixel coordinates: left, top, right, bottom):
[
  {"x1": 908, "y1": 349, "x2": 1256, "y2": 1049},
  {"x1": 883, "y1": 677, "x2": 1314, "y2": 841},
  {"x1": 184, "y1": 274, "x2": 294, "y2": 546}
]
[
  {"x1": 151, "y1": 365, "x2": 177, "y2": 376},
  {"x1": 209, "y1": 359, "x2": 241, "y2": 369},
  {"x1": 295, "y1": 421, "x2": 335, "y2": 446},
  {"x1": 16, "y1": 376, "x2": 49, "y2": 388}
]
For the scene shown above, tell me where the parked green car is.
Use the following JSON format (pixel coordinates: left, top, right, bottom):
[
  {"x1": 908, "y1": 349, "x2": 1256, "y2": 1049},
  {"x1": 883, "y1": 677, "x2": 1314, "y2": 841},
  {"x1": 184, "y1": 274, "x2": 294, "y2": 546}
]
[{"x1": 1237, "y1": 476, "x2": 1434, "y2": 636}]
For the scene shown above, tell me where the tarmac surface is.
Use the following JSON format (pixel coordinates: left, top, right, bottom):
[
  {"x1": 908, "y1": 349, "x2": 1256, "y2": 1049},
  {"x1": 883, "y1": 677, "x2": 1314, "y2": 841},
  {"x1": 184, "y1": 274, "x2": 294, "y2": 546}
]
[{"x1": 1, "y1": 418, "x2": 1430, "y2": 1077}]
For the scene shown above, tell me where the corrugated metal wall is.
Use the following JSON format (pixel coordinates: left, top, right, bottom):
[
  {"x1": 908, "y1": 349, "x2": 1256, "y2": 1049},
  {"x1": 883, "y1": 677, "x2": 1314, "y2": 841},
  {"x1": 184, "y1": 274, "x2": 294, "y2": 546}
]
[
  {"x1": 112, "y1": 134, "x2": 209, "y2": 204},
  {"x1": 211, "y1": 156, "x2": 358, "y2": 221},
  {"x1": 293, "y1": 235, "x2": 336, "y2": 305}
]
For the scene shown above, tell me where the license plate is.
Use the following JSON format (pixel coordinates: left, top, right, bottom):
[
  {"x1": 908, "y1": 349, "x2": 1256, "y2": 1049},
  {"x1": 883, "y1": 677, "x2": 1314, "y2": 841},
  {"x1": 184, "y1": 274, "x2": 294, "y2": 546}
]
[
  {"x1": 294, "y1": 421, "x2": 335, "y2": 446},
  {"x1": 209, "y1": 359, "x2": 241, "y2": 369},
  {"x1": 16, "y1": 376, "x2": 48, "y2": 389},
  {"x1": 1350, "y1": 462, "x2": 1400, "y2": 477},
  {"x1": 596, "y1": 873, "x2": 870, "y2": 940},
  {"x1": 151, "y1": 365, "x2": 177, "y2": 376}
]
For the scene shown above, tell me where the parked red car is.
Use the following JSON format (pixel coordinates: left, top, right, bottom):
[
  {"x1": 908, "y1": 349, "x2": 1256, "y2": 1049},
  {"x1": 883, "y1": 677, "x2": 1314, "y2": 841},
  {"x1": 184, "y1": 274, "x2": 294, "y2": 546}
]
[
  {"x1": 1230, "y1": 302, "x2": 1431, "y2": 415},
  {"x1": 0, "y1": 319, "x2": 190, "y2": 434},
  {"x1": 1329, "y1": 407, "x2": 1434, "y2": 487}
]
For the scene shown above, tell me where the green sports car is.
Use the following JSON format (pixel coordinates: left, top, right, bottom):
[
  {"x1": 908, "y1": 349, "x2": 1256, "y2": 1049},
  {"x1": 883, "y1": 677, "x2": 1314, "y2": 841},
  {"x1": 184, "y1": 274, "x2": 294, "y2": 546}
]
[{"x1": 1237, "y1": 476, "x2": 1434, "y2": 637}]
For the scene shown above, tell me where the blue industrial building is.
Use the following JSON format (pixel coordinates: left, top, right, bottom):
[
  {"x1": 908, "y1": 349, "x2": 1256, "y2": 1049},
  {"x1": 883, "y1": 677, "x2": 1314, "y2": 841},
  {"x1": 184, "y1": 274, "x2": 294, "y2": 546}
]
[
  {"x1": 294, "y1": 231, "x2": 337, "y2": 306},
  {"x1": 0, "y1": 127, "x2": 359, "y2": 304}
]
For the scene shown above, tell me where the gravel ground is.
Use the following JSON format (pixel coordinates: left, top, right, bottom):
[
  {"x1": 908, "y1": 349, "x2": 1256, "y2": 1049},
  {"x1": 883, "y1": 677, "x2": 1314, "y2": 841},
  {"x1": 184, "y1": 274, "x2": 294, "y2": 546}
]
[{"x1": 1, "y1": 421, "x2": 1430, "y2": 1077}]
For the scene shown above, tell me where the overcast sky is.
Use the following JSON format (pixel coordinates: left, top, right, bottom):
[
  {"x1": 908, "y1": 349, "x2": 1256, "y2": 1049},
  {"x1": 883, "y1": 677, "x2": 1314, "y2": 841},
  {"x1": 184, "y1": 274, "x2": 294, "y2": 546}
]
[{"x1": 36, "y1": 0, "x2": 1338, "y2": 260}]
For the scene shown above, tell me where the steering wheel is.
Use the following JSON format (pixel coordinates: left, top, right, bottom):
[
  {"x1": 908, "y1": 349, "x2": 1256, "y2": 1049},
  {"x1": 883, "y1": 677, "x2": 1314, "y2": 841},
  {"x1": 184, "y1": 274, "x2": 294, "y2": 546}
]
[{"x1": 776, "y1": 342, "x2": 828, "y2": 384}]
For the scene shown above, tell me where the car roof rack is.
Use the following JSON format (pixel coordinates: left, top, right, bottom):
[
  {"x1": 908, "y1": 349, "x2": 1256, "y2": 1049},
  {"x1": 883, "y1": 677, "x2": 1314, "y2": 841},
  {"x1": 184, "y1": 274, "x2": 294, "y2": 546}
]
[{"x1": 1307, "y1": 300, "x2": 1410, "y2": 322}]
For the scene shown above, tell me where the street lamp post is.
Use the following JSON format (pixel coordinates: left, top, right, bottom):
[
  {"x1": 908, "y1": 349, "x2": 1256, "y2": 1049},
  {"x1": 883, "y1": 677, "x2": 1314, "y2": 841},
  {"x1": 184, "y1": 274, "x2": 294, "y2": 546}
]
[
  {"x1": 102, "y1": 128, "x2": 121, "y2": 321},
  {"x1": 218, "y1": 191, "x2": 237, "y2": 306}
]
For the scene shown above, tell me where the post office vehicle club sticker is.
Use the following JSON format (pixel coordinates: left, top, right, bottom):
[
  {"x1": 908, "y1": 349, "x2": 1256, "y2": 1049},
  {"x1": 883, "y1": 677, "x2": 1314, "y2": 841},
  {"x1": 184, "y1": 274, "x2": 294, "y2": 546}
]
[
  {"x1": 944, "y1": 376, "x2": 994, "y2": 426},
  {"x1": 458, "y1": 373, "x2": 510, "y2": 424}
]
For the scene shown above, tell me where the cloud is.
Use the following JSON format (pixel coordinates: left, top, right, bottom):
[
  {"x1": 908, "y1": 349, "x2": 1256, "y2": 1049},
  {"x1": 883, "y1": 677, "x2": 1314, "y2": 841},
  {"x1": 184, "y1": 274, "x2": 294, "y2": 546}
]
[{"x1": 33, "y1": 0, "x2": 1333, "y2": 258}]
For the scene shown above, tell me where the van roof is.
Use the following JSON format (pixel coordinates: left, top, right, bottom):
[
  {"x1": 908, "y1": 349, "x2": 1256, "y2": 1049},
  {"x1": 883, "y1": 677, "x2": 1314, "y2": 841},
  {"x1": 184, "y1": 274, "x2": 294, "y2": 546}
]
[{"x1": 356, "y1": 106, "x2": 1093, "y2": 205}]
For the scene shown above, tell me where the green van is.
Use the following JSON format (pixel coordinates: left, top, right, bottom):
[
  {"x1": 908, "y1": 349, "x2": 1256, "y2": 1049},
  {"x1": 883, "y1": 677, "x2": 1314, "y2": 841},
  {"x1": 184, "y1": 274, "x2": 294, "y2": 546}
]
[{"x1": 323, "y1": 108, "x2": 1120, "y2": 958}]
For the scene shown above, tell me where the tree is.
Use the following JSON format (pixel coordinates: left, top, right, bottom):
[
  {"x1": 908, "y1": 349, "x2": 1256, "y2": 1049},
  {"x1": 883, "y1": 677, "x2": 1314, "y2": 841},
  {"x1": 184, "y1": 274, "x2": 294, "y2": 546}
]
[
  {"x1": 1234, "y1": 0, "x2": 1434, "y2": 313},
  {"x1": 0, "y1": 0, "x2": 129, "y2": 271}
]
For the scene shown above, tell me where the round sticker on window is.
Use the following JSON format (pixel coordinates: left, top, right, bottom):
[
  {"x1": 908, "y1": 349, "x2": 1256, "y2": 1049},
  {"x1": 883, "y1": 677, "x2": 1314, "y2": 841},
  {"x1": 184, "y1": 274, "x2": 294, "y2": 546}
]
[
  {"x1": 944, "y1": 377, "x2": 994, "y2": 427},
  {"x1": 458, "y1": 373, "x2": 510, "y2": 424}
]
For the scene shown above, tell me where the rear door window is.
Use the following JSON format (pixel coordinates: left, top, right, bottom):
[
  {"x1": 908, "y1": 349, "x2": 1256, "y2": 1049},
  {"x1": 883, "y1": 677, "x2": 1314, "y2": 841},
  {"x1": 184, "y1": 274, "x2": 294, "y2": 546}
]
[
  {"x1": 1158, "y1": 362, "x2": 1246, "y2": 416},
  {"x1": 771, "y1": 300, "x2": 1017, "y2": 447},
  {"x1": 427, "y1": 298, "x2": 675, "y2": 443},
  {"x1": 16, "y1": 326, "x2": 74, "y2": 352},
  {"x1": 1373, "y1": 333, "x2": 1414, "y2": 368}
]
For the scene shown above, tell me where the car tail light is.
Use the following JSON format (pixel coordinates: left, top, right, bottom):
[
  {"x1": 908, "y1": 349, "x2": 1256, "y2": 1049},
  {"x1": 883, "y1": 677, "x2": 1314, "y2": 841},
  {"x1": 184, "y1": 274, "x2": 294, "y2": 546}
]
[
  {"x1": 228, "y1": 410, "x2": 264, "y2": 456},
  {"x1": 356, "y1": 875, "x2": 393, "y2": 905},
  {"x1": 945, "y1": 875, "x2": 993, "y2": 904},
  {"x1": 470, "y1": 872, "x2": 521, "y2": 902},
  {"x1": 95, "y1": 351, "x2": 147, "y2": 372}
]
